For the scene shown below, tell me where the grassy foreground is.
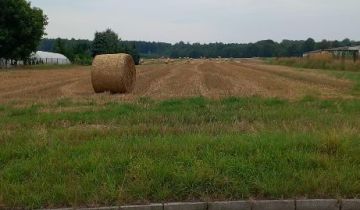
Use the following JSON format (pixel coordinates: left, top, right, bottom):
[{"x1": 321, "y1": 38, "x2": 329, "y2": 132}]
[{"x1": 1, "y1": 97, "x2": 360, "y2": 208}]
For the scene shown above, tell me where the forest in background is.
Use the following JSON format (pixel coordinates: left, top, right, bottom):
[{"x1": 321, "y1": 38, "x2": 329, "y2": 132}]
[{"x1": 38, "y1": 38, "x2": 360, "y2": 64}]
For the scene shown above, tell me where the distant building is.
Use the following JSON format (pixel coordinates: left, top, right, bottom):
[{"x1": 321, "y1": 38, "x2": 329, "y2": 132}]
[
  {"x1": 30, "y1": 51, "x2": 71, "y2": 65},
  {"x1": 325, "y1": 46, "x2": 360, "y2": 60},
  {"x1": 303, "y1": 50, "x2": 324, "y2": 57},
  {"x1": 303, "y1": 46, "x2": 360, "y2": 61},
  {"x1": 0, "y1": 51, "x2": 71, "y2": 68}
]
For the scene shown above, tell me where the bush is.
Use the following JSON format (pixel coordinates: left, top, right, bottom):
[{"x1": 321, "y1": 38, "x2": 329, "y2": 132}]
[{"x1": 74, "y1": 54, "x2": 92, "y2": 65}]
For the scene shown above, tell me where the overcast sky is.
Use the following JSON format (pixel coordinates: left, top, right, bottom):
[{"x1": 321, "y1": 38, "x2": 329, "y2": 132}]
[{"x1": 30, "y1": 0, "x2": 360, "y2": 44}]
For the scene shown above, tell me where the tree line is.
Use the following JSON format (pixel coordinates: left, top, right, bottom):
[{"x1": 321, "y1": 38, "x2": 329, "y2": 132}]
[
  {"x1": 129, "y1": 38, "x2": 359, "y2": 58},
  {"x1": 39, "y1": 38, "x2": 360, "y2": 63}
]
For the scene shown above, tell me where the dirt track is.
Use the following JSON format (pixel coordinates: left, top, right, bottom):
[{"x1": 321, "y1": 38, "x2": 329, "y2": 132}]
[{"x1": 0, "y1": 60, "x2": 353, "y2": 103}]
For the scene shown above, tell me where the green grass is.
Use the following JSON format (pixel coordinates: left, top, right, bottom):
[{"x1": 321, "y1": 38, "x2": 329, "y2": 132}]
[{"x1": 1, "y1": 97, "x2": 360, "y2": 208}]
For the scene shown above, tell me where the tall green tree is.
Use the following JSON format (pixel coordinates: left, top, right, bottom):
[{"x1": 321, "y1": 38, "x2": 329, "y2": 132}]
[
  {"x1": 53, "y1": 38, "x2": 67, "y2": 55},
  {"x1": 53, "y1": 38, "x2": 77, "y2": 61},
  {"x1": 303, "y1": 38, "x2": 315, "y2": 52},
  {"x1": 318, "y1": 39, "x2": 331, "y2": 50},
  {"x1": 0, "y1": 0, "x2": 47, "y2": 61},
  {"x1": 92, "y1": 29, "x2": 140, "y2": 64},
  {"x1": 342, "y1": 38, "x2": 352, "y2": 47},
  {"x1": 91, "y1": 29, "x2": 120, "y2": 57}
]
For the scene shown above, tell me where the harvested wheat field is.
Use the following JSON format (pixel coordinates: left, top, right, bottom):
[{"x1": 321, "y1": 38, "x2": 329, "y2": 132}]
[{"x1": 0, "y1": 59, "x2": 354, "y2": 104}]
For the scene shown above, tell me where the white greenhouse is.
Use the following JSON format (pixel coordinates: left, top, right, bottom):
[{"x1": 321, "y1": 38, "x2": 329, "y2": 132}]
[
  {"x1": 30, "y1": 51, "x2": 71, "y2": 65},
  {"x1": 0, "y1": 51, "x2": 71, "y2": 68}
]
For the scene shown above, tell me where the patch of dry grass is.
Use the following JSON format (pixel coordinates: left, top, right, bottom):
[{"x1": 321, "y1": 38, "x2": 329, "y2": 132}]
[{"x1": 270, "y1": 56, "x2": 360, "y2": 72}]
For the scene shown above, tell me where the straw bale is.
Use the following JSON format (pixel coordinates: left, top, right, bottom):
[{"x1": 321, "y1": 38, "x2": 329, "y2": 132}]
[{"x1": 91, "y1": 53, "x2": 136, "y2": 93}]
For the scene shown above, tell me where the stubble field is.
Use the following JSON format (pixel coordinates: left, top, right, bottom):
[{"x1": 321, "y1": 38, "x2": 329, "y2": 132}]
[{"x1": 0, "y1": 59, "x2": 354, "y2": 104}]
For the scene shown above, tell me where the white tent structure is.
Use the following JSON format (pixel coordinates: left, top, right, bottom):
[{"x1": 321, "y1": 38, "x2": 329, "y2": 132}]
[
  {"x1": 30, "y1": 51, "x2": 71, "y2": 65},
  {"x1": 0, "y1": 51, "x2": 71, "y2": 68}
]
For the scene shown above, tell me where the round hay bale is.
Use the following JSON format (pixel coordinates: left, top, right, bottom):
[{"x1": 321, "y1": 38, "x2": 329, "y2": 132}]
[{"x1": 91, "y1": 53, "x2": 136, "y2": 94}]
